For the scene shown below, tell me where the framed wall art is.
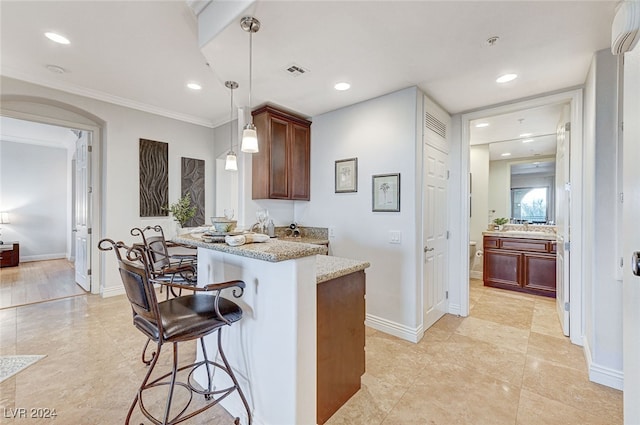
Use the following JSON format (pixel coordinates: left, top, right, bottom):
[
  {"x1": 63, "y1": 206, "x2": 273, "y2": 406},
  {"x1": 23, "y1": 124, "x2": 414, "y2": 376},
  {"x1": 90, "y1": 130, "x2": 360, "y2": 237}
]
[
  {"x1": 372, "y1": 173, "x2": 400, "y2": 212},
  {"x1": 139, "y1": 138, "x2": 168, "y2": 217},
  {"x1": 335, "y1": 158, "x2": 358, "y2": 193}
]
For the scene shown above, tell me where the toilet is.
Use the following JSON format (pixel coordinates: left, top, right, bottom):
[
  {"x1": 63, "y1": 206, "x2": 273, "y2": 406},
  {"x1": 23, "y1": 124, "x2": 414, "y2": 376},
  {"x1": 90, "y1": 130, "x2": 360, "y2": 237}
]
[{"x1": 469, "y1": 241, "x2": 477, "y2": 264}]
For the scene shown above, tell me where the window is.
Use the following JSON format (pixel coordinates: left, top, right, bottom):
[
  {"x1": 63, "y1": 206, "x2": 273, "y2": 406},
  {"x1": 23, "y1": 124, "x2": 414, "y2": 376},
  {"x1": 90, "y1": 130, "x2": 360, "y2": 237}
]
[{"x1": 511, "y1": 187, "x2": 548, "y2": 223}]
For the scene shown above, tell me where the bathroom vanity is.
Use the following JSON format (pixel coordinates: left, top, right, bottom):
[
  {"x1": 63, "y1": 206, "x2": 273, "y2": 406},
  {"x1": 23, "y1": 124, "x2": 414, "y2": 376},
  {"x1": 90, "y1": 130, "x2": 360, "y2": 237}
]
[{"x1": 483, "y1": 231, "x2": 557, "y2": 297}]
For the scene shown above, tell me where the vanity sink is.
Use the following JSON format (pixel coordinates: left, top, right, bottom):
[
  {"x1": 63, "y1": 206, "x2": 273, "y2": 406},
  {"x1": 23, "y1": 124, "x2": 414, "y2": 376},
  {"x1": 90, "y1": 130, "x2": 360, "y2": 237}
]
[{"x1": 504, "y1": 230, "x2": 553, "y2": 237}]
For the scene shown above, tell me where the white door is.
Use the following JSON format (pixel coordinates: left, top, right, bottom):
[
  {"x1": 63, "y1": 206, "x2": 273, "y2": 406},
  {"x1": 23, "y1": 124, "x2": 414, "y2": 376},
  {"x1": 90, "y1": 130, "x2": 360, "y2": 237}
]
[
  {"x1": 74, "y1": 131, "x2": 91, "y2": 291},
  {"x1": 555, "y1": 120, "x2": 570, "y2": 336},
  {"x1": 622, "y1": 43, "x2": 640, "y2": 424},
  {"x1": 423, "y1": 145, "x2": 448, "y2": 329}
]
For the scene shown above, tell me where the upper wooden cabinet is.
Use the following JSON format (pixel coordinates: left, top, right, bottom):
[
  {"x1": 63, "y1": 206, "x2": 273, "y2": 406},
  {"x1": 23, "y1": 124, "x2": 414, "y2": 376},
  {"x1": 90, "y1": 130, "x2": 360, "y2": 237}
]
[{"x1": 251, "y1": 105, "x2": 311, "y2": 200}]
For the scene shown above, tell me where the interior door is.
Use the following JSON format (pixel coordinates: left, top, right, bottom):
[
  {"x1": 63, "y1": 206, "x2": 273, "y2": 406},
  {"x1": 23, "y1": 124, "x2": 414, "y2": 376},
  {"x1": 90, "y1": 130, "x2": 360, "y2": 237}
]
[
  {"x1": 423, "y1": 144, "x2": 448, "y2": 329},
  {"x1": 622, "y1": 42, "x2": 640, "y2": 423},
  {"x1": 74, "y1": 131, "x2": 91, "y2": 291},
  {"x1": 555, "y1": 120, "x2": 570, "y2": 336}
]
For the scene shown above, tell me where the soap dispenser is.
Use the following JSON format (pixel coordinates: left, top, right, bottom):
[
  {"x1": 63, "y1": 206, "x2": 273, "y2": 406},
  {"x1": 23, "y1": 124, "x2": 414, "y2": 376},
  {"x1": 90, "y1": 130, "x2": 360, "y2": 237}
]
[{"x1": 267, "y1": 220, "x2": 275, "y2": 237}]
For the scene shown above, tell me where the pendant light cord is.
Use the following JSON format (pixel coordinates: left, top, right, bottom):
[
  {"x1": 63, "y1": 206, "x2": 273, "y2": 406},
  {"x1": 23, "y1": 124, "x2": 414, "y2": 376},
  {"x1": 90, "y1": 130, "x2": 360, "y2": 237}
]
[
  {"x1": 248, "y1": 30, "x2": 253, "y2": 124},
  {"x1": 230, "y1": 84, "x2": 234, "y2": 151}
]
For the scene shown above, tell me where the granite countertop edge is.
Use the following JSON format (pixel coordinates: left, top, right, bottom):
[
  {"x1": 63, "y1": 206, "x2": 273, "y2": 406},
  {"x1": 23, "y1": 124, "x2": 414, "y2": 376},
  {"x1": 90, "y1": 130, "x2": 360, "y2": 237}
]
[
  {"x1": 316, "y1": 255, "x2": 370, "y2": 284},
  {"x1": 174, "y1": 235, "x2": 326, "y2": 262},
  {"x1": 482, "y1": 231, "x2": 557, "y2": 241}
]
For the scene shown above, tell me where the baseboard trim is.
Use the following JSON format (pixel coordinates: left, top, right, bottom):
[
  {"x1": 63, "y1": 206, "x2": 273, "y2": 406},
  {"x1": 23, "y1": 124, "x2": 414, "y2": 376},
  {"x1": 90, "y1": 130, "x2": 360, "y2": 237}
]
[
  {"x1": 365, "y1": 314, "x2": 423, "y2": 343},
  {"x1": 101, "y1": 285, "x2": 125, "y2": 298},
  {"x1": 469, "y1": 270, "x2": 483, "y2": 280},
  {"x1": 448, "y1": 302, "x2": 463, "y2": 316},
  {"x1": 583, "y1": 338, "x2": 624, "y2": 390},
  {"x1": 21, "y1": 253, "x2": 67, "y2": 262}
]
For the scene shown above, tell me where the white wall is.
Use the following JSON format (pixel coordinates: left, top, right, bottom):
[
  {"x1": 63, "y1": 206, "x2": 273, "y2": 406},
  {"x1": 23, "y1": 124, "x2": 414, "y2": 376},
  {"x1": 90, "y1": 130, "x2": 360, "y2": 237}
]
[
  {"x1": 582, "y1": 49, "x2": 623, "y2": 389},
  {"x1": 469, "y1": 145, "x2": 489, "y2": 244},
  {"x1": 0, "y1": 141, "x2": 68, "y2": 260},
  {"x1": 1, "y1": 76, "x2": 215, "y2": 296},
  {"x1": 295, "y1": 86, "x2": 421, "y2": 335}
]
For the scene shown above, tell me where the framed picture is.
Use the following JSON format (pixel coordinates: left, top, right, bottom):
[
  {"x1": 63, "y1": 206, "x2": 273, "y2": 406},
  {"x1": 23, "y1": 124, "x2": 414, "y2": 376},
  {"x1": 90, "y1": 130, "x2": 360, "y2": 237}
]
[
  {"x1": 335, "y1": 158, "x2": 358, "y2": 193},
  {"x1": 372, "y1": 173, "x2": 400, "y2": 212}
]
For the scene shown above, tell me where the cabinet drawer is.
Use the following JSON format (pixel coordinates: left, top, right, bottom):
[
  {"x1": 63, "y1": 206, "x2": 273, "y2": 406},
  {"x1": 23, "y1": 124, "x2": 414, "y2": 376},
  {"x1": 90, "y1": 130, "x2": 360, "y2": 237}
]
[
  {"x1": 500, "y1": 238, "x2": 548, "y2": 253},
  {"x1": 484, "y1": 237, "x2": 499, "y2": 249}
]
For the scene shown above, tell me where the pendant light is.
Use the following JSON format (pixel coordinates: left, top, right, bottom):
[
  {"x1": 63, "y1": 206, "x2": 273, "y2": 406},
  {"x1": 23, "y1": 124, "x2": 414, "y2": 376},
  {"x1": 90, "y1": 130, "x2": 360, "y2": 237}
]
[
  {"x1": 224, "y1": 81, "x2": 238, "y2": 171},
  {"x1": 240, "y1": 16, "x2": 260, "y2": 153}
]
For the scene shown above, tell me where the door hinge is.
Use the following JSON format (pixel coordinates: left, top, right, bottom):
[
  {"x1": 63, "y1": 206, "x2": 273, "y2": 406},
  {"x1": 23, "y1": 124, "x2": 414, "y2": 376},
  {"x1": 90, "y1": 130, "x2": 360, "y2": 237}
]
[
  {"x1": 89, "y1": 186, "x2": 93, "y2": 194},
  {"x1": 88, "y1": 228, "x2": 92, "y2": 235},
  {"x1": 446, "y1": 230, "x2": 450, "y2": 239},
  {"x1": 620, "y1": 192, "x2": 624, "y2": 203},
  {"x1": 87, "y1": 145, "x2": 93, "y2": 153},
  {"x1": 564, "y1": 241, "x2": 570, "y2": 251},
  {"x1": 88, "y1": 268, "x2": 92, "y2": 276},
  {"x1": 564, "y1": 182, "x2": 571, "y2": 191},
  {"x1": 446, "y1": 291, "x2": 449, "y2": 299},
  {"x1": 564, "y1": 122, "x2": 571, "y2": 132},
  {"x1": 564, "y1": 302, "x2": 570, "y2": 312},
  {"x1": 620, "y1": 257, "x2": 624, "y2": 268},
  {"x1": 446, "y1": 170, "x2": 450, "y2": 179}
]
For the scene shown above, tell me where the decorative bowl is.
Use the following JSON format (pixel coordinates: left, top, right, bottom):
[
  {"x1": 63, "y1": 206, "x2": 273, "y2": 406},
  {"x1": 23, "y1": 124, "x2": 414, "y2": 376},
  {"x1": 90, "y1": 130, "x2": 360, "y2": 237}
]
[{"x1": 210, "y1": 217, "x2": 237, "y2": 233}]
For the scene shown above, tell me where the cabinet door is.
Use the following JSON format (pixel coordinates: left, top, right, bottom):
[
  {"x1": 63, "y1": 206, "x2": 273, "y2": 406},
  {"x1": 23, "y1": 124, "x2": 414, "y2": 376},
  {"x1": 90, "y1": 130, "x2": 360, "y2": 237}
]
[
  {"x1": 269, "y1": 116, "x2": 290, "y2": 199},
  {"x1": 484, "y1": 249, "x2": 521, "y2": 289},
  {"x1": 289, "y1": 123, "x2": 310, "y2": 200},
  {"x1": 523, "y1": 253, "x2": 557, "y2": 296}
]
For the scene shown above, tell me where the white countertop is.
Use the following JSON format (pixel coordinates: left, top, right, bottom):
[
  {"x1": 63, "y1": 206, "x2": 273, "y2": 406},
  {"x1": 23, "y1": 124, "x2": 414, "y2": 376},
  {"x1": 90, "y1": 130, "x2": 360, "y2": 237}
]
[{"x1": 316, "y1": 255, "x2": 370, "y2": 283}]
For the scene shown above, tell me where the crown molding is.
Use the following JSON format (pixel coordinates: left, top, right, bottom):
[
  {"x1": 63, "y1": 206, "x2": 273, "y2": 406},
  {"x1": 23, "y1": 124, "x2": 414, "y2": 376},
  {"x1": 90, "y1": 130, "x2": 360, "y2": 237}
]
[{"x1": 1, "y1": 67, "x2": 215, "y2": 128}]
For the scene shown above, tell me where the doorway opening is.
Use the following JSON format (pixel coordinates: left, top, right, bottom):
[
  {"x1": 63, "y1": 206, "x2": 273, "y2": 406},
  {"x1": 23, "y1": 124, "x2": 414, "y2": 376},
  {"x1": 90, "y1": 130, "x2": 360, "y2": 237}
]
[
  {"x1": 456, "y1": 88, "x2": 584, "y2": 346},
  {"x1": 0, "y1": 111, "x2": 101, "y2": 305}
]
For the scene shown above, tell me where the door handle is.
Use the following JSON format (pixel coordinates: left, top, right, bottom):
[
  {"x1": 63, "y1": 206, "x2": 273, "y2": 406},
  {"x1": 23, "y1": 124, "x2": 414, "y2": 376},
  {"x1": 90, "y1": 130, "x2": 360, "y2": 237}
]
[
  {"x1": 424, "y1": 247, "x2": 434, "y2": 252},
  {"x1": 633, "y1": 251, "x2": 640, "y2": 277}
]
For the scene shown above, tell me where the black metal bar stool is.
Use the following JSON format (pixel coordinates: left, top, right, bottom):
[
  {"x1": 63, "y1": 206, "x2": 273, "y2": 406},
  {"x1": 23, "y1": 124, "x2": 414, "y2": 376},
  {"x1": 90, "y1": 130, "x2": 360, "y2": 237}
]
[{"x1": 98, "y1": 239, "x2": 252, "y2": 425}]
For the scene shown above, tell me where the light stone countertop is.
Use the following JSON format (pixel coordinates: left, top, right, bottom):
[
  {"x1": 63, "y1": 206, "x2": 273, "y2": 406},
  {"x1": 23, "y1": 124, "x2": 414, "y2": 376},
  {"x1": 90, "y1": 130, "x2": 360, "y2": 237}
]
[
  {"x1": 483, "y1": 231, "x2": 557, "y2": 241},
  {"x1": 316, "y1": 255, "x2": 370, "y2": 283},
  {"x1": 278, "y1": 236, "x2": 330, "y2": 245},
  {"x1": 174, "y1": 234, "x2": 327, "y2": 263}
]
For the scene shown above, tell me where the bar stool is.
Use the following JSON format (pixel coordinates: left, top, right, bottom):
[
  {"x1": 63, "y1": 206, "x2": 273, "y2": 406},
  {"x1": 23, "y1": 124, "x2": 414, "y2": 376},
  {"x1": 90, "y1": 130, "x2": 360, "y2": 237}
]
[{"x1": 98, "y1": 238, "x2": 252, "y2": 425}]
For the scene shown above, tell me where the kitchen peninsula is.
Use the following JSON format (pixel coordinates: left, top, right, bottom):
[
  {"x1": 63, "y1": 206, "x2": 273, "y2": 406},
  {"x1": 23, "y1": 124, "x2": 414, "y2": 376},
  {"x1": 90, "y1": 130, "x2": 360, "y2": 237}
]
[{"x1": 174, "y1": 234, "x2": 369, "y2": 425}]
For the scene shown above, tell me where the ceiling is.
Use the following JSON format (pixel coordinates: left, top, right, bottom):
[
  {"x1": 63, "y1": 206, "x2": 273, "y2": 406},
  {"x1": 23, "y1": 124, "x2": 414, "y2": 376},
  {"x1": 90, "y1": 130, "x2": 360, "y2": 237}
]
[{"x1": 0, "y1": 1, "x2": 617, "y2": 140}]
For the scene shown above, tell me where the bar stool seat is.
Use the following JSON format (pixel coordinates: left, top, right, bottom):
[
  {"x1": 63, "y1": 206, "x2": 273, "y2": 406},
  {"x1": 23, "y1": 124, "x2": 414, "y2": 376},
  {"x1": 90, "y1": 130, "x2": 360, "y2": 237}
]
[{"x1": 99, "y1": 238, "x2": 252, "y2": 425}]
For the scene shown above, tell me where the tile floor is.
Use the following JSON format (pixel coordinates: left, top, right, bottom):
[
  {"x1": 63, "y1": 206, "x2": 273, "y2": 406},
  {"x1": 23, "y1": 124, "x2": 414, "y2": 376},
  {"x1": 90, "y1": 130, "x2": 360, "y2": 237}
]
[{"x1": 0, "y1": 277, "x2": 622, "y2": 424}]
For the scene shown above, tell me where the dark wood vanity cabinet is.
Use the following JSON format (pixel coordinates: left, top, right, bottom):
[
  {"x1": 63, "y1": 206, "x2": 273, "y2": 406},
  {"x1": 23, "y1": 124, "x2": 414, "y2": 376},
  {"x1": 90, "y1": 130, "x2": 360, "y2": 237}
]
[
  {"x1": 252, "y1": 105, "x2": 311, "y2": 200},
  {"x1": 483, "y1": 235, "x2": 556, "y2": 297}
]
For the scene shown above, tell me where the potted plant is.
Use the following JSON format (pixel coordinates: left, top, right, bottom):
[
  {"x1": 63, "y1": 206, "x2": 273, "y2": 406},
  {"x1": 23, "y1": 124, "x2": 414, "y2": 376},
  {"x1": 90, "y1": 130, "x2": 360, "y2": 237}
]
[
  {"x1": 493, "y1": 217, "x2": 509, "y2": 231},
  {"x1": 166, "y1": 194, "x2": 197, "y2": 232}
]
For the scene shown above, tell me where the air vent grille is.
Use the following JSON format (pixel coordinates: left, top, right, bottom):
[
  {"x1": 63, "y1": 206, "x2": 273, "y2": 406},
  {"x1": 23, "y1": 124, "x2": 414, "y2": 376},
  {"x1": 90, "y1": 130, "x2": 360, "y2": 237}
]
[
  {"x1": 285, "y1": 64, "x2": 309, "y2": 77},
  {"x1": 425, "y1": 112, "x2": 446, "y2": 138}
]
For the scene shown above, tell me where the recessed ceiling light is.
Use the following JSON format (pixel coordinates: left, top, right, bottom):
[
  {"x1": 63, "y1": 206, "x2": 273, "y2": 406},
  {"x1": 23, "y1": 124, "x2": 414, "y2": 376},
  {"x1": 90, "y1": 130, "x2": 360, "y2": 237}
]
[
  {"x1": 334, "y1": 82, "x2": 351, "y2": 91},
  {"x1": 501, "y1": 152, "x2": 512, "y2": 157},
  {"x1": 187, "y1": 82, "x2": 202, "y2": 90},
  {"x1": 44, "y1": 32, "x2": 70, "y2": 45},
  {"x1": 475, "y1": 122, "x2": 490, "y2": 128},
  {"x1": 496, "y1": 73, "x2": 517, "y2": 83},
  {"x1": 522, "y1": 139, "x2": 534, "y2": 143},
  {"x1": 519, "y1": 133, "x2": 532, "y2": 137}
]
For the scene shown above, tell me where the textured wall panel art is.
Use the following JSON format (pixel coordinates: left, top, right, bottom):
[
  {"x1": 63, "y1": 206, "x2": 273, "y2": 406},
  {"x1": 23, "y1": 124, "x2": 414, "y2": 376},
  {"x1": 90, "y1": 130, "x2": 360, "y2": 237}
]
[
  {"x1": 139, "y1": 139, "x2": 168, "y2": 217},
  {"x1": 181, "y1": 157, "x2": 205, "y2": 227}
]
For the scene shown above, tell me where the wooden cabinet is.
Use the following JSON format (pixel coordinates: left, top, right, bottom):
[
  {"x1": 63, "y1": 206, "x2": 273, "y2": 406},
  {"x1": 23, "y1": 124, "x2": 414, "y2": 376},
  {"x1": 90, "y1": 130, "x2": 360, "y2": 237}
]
[
  {"x1": 252, "y1": 105, "x2": 311, "y2": 200},
  {"x1": 0, "y1": 242, "x2": 19, "y2": 267},
  {"x1": 317, "y1": 270, "x2": 365, "y2": 424},
  {"x1": 483, "y1": 236, "x2": 556, "y2": 297}
]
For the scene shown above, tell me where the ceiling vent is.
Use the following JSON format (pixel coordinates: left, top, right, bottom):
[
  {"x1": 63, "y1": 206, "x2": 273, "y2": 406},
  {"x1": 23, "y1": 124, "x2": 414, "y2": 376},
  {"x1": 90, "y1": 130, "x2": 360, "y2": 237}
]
[
  {"x1": 284, "y1": 64, "x2": 309, "y2": 77},
  {"x1": 611, "y1": 1, "x2": 640, "y2": 55},
  {"x1": 425, "y1": 111, "x2": 446, "y2": 139}
]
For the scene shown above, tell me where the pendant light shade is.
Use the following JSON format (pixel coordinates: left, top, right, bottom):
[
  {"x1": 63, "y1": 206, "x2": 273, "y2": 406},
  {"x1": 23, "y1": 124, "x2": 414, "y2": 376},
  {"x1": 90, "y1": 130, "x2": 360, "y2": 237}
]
[
  {"x1": 224, "y1": 81, "x2": 238, "y2": 171},
  {"x1": 240, "y1": 16, "x2": 260, "y2": 153}
]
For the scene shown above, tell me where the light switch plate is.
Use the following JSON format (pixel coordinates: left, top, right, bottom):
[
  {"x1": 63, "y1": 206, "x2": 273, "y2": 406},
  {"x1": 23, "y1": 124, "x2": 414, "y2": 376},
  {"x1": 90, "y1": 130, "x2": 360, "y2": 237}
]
[{"x1": 389, "y1": 231, "x2": 401, "y2": 244}]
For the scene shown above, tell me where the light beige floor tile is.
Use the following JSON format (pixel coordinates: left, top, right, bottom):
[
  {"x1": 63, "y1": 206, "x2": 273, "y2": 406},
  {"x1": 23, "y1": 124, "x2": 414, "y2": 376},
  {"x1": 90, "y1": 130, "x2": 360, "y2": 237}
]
[
  {"x1": 526, "y1": 331, "x2": 587, "y2": 372},
  {"x1": 381, "y1": 364, "x2": 520, "y2": 425},
  {"x1": 517, "y1": 389, "x2": 616, "y2": 425},
  {"x1": 531, "y1": 302, "x2": 564, "y2": 338},
  {"x1": 522, "y1": 357, "x2": 623, "y2": 422},
  {"x1": 455, "y1": 316, "x2": 530, "y2": 353},
  {"x1": 469, "y1": 292, "x2": 534, "y2": 330}
]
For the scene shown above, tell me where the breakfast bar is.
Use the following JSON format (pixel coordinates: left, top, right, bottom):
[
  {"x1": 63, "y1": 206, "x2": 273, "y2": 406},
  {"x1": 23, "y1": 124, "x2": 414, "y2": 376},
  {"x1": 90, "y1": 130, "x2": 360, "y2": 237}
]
[{"x1": 173, "y1": 234, "x2": 369, "y2": 425}]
